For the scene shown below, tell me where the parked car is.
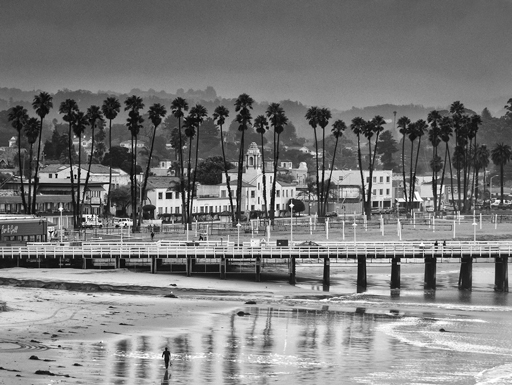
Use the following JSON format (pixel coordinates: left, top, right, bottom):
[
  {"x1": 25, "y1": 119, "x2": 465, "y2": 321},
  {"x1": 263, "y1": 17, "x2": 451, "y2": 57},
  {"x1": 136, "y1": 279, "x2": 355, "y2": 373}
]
[
  {"x1": 296, "y1": 240, "x2": 324, "y2": 249},
  {"x1": 113, "y1": 217, "x2": 133, "y2": 228},
  {"x1": 325, "y1": 212, "x2": 338, "y2": 218}
]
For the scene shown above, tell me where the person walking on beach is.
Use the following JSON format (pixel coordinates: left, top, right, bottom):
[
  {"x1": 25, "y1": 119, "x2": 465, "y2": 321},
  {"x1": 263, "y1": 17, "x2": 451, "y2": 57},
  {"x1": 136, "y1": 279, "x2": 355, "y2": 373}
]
[
  {"x1": 151, "y1": 231, "x2": 155, "y2": 241},
  {"x1": 162, "y1": 347, "x2": 171, "y2": 369}
]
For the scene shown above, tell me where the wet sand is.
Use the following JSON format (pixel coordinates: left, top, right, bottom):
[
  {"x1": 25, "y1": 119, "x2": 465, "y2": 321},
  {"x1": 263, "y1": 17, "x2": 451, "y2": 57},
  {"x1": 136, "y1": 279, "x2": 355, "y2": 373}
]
[{"x1": 0, "y1": 261, "x2": 506, "y2": 384}]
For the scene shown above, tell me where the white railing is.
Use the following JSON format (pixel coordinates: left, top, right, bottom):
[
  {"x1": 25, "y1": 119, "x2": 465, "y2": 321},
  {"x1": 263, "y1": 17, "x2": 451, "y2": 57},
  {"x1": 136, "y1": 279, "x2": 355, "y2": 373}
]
[{"x1": 0, "y1": 241, "x2": 509, "y2": 261}]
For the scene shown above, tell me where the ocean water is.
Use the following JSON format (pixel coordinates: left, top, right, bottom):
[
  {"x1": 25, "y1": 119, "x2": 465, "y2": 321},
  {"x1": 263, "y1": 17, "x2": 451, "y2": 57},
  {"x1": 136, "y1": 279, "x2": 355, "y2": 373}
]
[{"x1": 48, "y1": 263, "x2": 512, "y2": 384}]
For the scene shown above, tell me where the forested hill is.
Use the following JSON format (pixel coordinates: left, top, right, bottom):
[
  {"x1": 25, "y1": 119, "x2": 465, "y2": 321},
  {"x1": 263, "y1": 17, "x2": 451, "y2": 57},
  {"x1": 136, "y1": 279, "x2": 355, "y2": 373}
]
[{"x1": 0, "y1": 86, "x2": 507, "y2": 142}]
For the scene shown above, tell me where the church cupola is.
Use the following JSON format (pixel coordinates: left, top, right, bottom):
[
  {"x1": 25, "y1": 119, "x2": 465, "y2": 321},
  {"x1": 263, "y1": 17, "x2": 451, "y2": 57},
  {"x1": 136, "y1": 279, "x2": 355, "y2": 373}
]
[{"x1": 246, "y1": 142, "x2": 261, "y2": 170}]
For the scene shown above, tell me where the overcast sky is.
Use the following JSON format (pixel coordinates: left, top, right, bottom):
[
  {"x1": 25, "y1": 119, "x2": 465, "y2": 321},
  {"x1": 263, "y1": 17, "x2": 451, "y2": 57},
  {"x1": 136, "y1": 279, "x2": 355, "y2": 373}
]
[{"x1": 1, "y1": 0, "x2": 511, "y2": 112}]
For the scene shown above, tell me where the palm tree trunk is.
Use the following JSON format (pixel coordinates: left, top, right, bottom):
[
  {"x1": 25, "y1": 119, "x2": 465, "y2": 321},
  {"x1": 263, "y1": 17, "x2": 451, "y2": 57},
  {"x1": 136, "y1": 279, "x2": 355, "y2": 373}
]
[
  {"x1": 219, "y1": 124, "x2": 235, "y2": 224},
  {"x1": 324, "y1": 136, "x2": 340, "y2": 215},
  {"x1": 313, "y1": 128, "x2": 321, "y2": 218},
  {"x1": 31, "y1": 119, "x2": 44, "y2": 213},
  {"x1": 409, "y1": 140, "x2": 415, "y2": 212},
  {"x1": 448, "y1": 146, "x2": 456, "y2": 210},
  {"x1": 356, "y1": 135, "x2": 366, "y2": 216},
  {"x1": 438, "y1": 144, "x2": 448, "y2": 212},
  {"x1": 191, "y1": 128, "x2": 201, "y2": 222},
  {"x1": 77, "y1": 137, "x2": 82, "y2": 230},
  {"x1": 236, "y1": 131, "x2": 245, "y2": 223},
  {"x1": 81, "y1": 126, "x2": 95, "y2": 220},
  {"x1": 107, "y1": 119, "x2": 113, "y2": 217},
  {"x1": 500, "y1": 163, "x2": 504, "y2": 205},
  {"x1": 271, "y1": 134, "x2": 280, "y2": 226},
  {"x1": 432, "y1": 145, "x2": 438, "y2": 214},
  {"x1": 17, "y1": 135, "x2": 28, "y2": 213},
  {"x1": 186, "y1": 136, "x2": 194, "y2": 225},
  {"x1": 27, "y1": 145, "x2": 33, "y2": 214},
  {"x1": 366, "y1": 138, "x2": 373, "y2": 219},
  {"x1": 141, "y1": 123, "x2": 159, "y2": 224},
  {"x1": 68, "y1": 124, "x2": 77, "y2": 228},
  {"x1": 260, "y1": 133, "x2": 268, "y2": 220},
  {"x1": 177, "y1": 118, "x2": 187, "y2": 227},
  {"x1": 321, "y1": 127, "x2": 326, "y2": 216},
  {"x1": 412, "y1": 136, "x2": 422, "y2": 209},
  {"x1": 401, "y1": 136, "x2": 408, "y2": 212}
]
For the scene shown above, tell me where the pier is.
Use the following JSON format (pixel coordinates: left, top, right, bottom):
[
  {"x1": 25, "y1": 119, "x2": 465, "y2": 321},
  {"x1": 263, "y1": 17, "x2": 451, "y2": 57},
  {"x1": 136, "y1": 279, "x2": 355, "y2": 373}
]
[{"x1": 0, "y1": 240, "x2": 509, "y2": 292}]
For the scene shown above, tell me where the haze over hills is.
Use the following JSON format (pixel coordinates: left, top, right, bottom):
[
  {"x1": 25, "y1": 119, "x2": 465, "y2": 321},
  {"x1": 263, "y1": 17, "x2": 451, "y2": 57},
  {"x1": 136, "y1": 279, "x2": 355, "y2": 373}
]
[{"x1": 0, "y1": 86, "x2": 509, "y2": 143}]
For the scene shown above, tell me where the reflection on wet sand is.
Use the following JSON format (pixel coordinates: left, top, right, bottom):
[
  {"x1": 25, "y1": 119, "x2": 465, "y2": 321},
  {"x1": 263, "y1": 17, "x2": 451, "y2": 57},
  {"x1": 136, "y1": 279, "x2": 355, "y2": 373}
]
[
  {"x1": 57, "y1": 303, "x2": 512, "y2": 384},
  {"x1": 161, "y1": 369, "x2": 170, "y2": 385}
]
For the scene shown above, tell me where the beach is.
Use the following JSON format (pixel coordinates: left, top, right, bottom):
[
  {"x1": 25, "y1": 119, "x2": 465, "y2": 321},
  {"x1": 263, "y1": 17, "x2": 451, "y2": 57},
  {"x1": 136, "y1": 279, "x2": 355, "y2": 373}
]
[{"x1": 1, "y1": 261, "x2": 511, "y2": 384}]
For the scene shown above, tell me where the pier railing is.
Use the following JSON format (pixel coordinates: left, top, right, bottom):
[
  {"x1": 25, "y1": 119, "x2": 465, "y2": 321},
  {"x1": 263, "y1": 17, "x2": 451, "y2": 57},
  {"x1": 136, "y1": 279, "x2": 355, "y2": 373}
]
[{"x1": 0, "y1": 240, "x2": 511, "y2": 260}]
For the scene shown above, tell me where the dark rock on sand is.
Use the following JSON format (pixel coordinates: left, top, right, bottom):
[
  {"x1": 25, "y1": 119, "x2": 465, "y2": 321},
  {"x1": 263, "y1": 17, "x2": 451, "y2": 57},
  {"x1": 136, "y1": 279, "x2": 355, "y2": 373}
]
[
  {"x1": 237, "y1": 311, "x2": 250, "y2": 317},
  {"x1": 245, "y1": 301, "x2": 256, "y2": 305},
  {"x1": 164, "y1": 294, "x2": 178, "y2": 298}
]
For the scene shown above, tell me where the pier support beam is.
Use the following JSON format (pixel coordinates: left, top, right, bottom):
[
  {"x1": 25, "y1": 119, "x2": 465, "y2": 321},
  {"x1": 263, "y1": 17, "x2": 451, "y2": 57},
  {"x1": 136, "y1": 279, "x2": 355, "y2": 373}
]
[
  {"x1": 150, "y1": 255, "x2": 157, "y2": 274},
  {"x1": 424, "y1": 255, "x2": 437, "y2": 290},
  {"x1": 357, "y1": 255, "x2": 367, "y2": 292},
  {"x1": 255, "y1": 256, "x2": 261, "y2": 282},
  {"x1": 390, "y1": 256, "x2": 401, "y2": 289},
  {"x1": 289, "y1": 257, "x2": 296, "y2": 285},
  {"x1": 186, "y1": 257, "x2": 195, "y2": 277},
  {"x1": 322, "y1": 257, "x2": 330, "y2": 291},
  {"x1": 494, "y1": 256, "x2": 509, "y2": 292},
  {"x1": 220, "y1": 257, "x2": 227, "y2": 280},
  {"x1": 458, "y1": 256, "x2": 473, "y2": 291},
  {"x1": 82, "y1": 258, "x2": 91, "y2": 270}
]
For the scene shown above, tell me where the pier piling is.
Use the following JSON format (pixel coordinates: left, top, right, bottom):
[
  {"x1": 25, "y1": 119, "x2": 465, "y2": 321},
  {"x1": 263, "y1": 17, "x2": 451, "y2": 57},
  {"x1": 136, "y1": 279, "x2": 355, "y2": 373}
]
[
  {"x1": 289, "y1": 257, "x2": 296, "y2": 285},
  {"x1": 494, "y1": 256, "x2": 509, "y2": 292},
  {"x1": 424, "y1": 255, "x2": 437, "y2": 290},
  {"x1": 323, "y1": 257, "x2": 330, "y2": 291},
  {"x1": 357, "y1": 255, "x2": 367, "y2": 292},
  {"x1": 390, "y1": 256, "x2": 401, "y2": 289},
  {"x1": 458, "y1": 256, "x2": 473, "y2": 291}
]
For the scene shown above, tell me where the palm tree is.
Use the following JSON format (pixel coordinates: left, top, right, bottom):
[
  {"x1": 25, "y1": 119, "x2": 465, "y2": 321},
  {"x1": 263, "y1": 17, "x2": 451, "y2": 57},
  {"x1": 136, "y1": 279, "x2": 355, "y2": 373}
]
[
  {"x1": 213, "y1": 105, "x2": 235, "y2": 224},
  {"x1": 170, "y1": 97, "x2": 189, "y2": 226},
  {"x1": 365, "y1": 115, "x2": 386, "y2": 218},
  {"x1": 491, "y1": 143, "x2": 512, "y2": 208},
  {"x1": 427, "y1": 111, "x2": 442, "y2": 214},
  {"x1": 101, "y1": 97, "x2": 121, "y2": 217},
  {"x1": 73, "y1": 110, "x2": 88, "y2": 228},
  {"x1": 142, "y1": 103, "x2": 167, "y2": 218},
  {"x1": 266, "y1": 103, "x2": 288, "y2": 224},
  {"x1": 32, "y1": 91, "x2": 53, "y2": 213},
  {"x1": 24, "y1": 117, "x2": 40, "y2": 214},
  {"x1": 350, "y1": 117, "x2": 368, "y2": 216},
  {"x1": 8, "y1": 106, "x2": 29, "y2": 213},
  {"x1": 59, "y1": 99, "x2": 79, "y2": 224},
  {"x1": 411, "y1": 119, "x2": 427, "y2": 210},
  {"x1": 188, "y1": 104, "x2": 208, "y2": 224},
  {"x1": 253, "y1": 115, "x2": 269, "y2": 219},
  {"x1": 234, "y1": 93, "x2": 255, "y2": 222},
  {"x1": 325, "y1": 119, "x2": 347, "y2": 214},
  {"x1": 124, "y1": 96, "x2": 145, "y2": 230},
  {"x1": 318, "y1": 108, "x2": 332, "y2": 217},
  {"x1": 467, "y1": 114, "x2": 481, "y2": 211},
  {"x1": 450, "y1": 101, "x2": 466, "y2": 211},
  {"x1": 439, "y1": 116, "x2": 455, "y2": 211},
  {"x1": 82, "y1": 106, "x2": 104, "y2": 217},
  {"x1": 397, "y1": 116, "x2": 411, "y2": 211},
  {"x1": 305, "y1": 107, "x2": 321, "y2": 215}
]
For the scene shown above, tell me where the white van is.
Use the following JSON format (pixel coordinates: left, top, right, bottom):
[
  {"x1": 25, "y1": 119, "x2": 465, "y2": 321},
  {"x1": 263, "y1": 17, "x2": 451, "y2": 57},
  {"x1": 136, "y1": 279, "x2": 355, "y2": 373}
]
[
  {"x1": 81, "y1": 214, "x2": 102, "y2": 228},
  {"x1": 113, "y1": 217, "x2": 133, "y2": 228}
]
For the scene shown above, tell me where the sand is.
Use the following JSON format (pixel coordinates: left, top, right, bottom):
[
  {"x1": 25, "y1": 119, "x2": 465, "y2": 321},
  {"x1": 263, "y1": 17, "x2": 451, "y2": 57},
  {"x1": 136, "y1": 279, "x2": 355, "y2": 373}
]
[{"x1": 0, "y1": 267, "x2": 329, "y2": 384}]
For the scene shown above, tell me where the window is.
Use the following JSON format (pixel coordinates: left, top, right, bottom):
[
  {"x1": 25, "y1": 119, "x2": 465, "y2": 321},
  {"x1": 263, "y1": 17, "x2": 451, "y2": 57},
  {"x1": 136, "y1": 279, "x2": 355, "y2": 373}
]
[
  {"x1": 366, "y1": 177, "x2": 370, "y2": 183},
  {"x1": 373, "y1": 177, "x2": 376, "y2": 183},
  {"x1": 251, "y1": 191, "x2": 255, "y2": 198},
  {"x1": 277, "y1": 190, "x2": 280, "y2": 197},
  {"x1": 373, "y1": 189, "x2": 376, "y2": 196},
  {"x1": 379, "y1": 189, "x2": 383, "y2": 195},
  {"x1": 175, "y1": 207, "x2": 180, "y2": 214},
  {"x1": 386, "y1": 176, "x2": 390, "y2": 183},
  {"x1": 158, "y1": 192, "x2": 163, "y2": 199},
  {"x1": 277, "y1": 204, "x2": 280, "y2": 210},
  {"x1": 251, "y1": 205, "x2": 255, "y2": 211},
  {"x1": 221, "y1": 190, "x2": 226, "y2": 198},
  {"x1": 380, "y1": 176, "x2": 383, "y2": 183},
  {"x1": 49, "y1": 174, "x2": 52, "y2": 178},
  {"x1": 386, "y1": 189, "x2": 390, "y2": 195},
  {"x1": 200, "y1": 207, "x2": 204, "y2": 213},
  {"x1": 158, "y1": 207, "x2": 162, "y2": 214},
  {"x1": 176, "y1": 192, "x2": 179, "y2": 199},
  {"x1": 166, "y1": 192, "x2": 172, "y2": 199}
]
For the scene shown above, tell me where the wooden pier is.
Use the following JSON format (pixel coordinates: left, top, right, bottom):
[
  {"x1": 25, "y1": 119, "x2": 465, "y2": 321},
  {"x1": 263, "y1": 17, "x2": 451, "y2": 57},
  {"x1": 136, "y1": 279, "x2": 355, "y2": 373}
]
[{"x1": 0, "y1": 240, "x2": 509, "y2": 292}]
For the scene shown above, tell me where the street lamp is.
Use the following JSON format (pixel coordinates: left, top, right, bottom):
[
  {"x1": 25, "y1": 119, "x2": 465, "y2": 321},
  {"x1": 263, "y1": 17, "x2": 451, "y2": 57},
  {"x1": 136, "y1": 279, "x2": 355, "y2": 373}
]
[
  {"x1": 289, "y1": 202, "x2": 294, "y2": 243},
  {"x1": 58, "y1": 204, "x2": 63, "y2": 243}
]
